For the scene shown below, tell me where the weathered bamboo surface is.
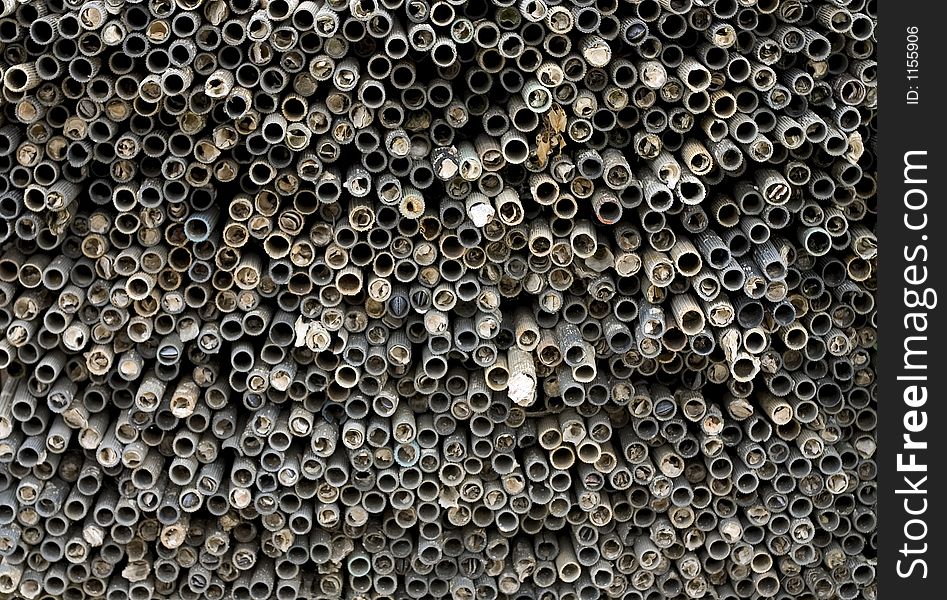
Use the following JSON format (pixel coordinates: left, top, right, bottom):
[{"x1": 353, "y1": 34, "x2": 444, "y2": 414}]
[{"x1": 0, "y1": 0, "x2": 876, "y2": 598}]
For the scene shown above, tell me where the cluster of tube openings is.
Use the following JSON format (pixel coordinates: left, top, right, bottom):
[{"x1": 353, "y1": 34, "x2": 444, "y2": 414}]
[{"x1": 0, "y1": 0, "x2": 876, "y2": 598}]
